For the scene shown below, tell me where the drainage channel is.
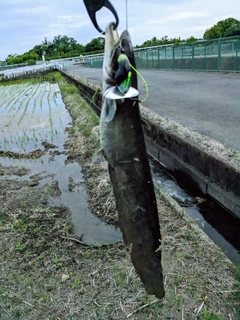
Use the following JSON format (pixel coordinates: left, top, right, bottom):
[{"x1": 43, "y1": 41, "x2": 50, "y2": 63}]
[{"x1": 150, "y1": 158, "x2": 240, "y2": 265}]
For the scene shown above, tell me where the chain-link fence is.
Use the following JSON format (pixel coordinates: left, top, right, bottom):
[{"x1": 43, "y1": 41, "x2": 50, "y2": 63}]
[{"x1": 85, "y1": 35, "x2": 240, "y2": 72}]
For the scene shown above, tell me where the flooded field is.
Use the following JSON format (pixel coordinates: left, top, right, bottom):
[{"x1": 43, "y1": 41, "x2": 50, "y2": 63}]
[
  {"x1": 0, "y1": 80, "x2": 121, "y2": 245},
  {"x1": 0, "y1": 81, "x2": 65, "y2": 152}
]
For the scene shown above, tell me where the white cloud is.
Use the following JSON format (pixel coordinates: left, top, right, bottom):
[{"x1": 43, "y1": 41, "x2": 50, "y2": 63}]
[
  {"x1": 162, "y1": 11, "x2": 211, "y2": 22},
  {"x1": 0, "y1": 0, "x2": 240, "y2": 60}
]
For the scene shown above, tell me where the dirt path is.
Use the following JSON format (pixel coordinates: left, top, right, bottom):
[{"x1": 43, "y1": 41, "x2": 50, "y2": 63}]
[{"x1": 0, "y1": 72, "x2": 239, "y2": 319}]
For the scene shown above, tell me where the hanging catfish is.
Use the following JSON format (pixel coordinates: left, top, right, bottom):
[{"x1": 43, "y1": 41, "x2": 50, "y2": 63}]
[{"x1": 100, "y1": 22, "x2": 165, "y2": 299}]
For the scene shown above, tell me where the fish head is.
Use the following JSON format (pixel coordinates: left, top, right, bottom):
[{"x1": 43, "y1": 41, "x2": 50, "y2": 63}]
[
  {"x1": 119, "y1": 30, "x2": 133, "y2": 54},
  {"x1": 119, "y1": 30, "x2": 137, "y2": 89},
  {"x1": 102, "y1": 24, "x2": 138, "y2": 100}
]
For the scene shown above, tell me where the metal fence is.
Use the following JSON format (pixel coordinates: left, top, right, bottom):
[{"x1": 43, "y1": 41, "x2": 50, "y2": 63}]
[
  {"x1": 85, "y1": 35, "x2": 240, "y2": 72},
  {"x1": 2, "y1": 62, "x2": 63, "y2": 79}
]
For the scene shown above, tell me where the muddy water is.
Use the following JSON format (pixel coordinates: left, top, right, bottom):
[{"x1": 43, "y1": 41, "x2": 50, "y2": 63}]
[
  {"x1": 150, "y1": 159, "x2": 240, "y2": 265},
  {"x1": 0, "y1": 82, "x2": 121, "y2": 245}
]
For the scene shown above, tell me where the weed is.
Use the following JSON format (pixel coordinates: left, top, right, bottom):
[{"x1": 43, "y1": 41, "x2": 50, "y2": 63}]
[
  {"x1": 73, "y1": 278, "x2": 81, "y2": 288},
  {"x1": 198, "y1": 306, "x2": 222, "y2": 320},
  {"x1": 37, "y1": 253, "x2": 45, "y2": 260},
  {"x1": 13, "y1": 220, "x2": 28, "y2": 232},
  {"x1": 39, "y1": 293, "x2": 47, "y2": 302},
  {"x1": 53, "y1": 254, "x2": 63, "y2": 268},
  {"x1": 16, "y1": 241, "x2": 25, "y2": 251},
  {"x1": 95, "y1": 242, "x2": 103, "y2": 249},
  {"x1": 112, "y1": 263, "x2": 127, "y2": 287}
]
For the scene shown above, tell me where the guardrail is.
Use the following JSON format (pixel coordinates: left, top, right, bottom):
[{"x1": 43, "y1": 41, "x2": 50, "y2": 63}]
[{"x1": 2, "y1": 62, "x2": 63, "y2": 79}]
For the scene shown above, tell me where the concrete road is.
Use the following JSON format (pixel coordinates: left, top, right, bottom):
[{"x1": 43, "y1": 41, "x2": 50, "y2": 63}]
[{"x1": 64, "y1": 65, "x2": 240, "y2": 151}]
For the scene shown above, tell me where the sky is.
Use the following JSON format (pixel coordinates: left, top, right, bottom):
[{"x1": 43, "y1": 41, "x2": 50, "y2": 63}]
[{"x1": 0, "y1": 0, "x2": 240, "y2": 61}]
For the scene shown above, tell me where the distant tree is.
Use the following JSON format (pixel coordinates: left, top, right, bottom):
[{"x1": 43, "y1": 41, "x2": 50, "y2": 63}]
[
  {"x1": 85, "y1": 37, "x2": 104, "y2": 52},
  {"x1": 186, "y1": 36, "x2": 198, "y2": 44},
  {"x1": 203, "y1": 25, "x2": 221, "y2": 40},
  {"x1": 224, "y1": 24, "x2": 240, "y2": 37},
  {"x1": 203, "y1": 17, "x2": 240, "y2": 39},
  {"x1": 138, "y1": 35, "x2": 183, "y2": 48},
  {"x1": 6, "y1": 34, "x2": 88, "y2": 65}
]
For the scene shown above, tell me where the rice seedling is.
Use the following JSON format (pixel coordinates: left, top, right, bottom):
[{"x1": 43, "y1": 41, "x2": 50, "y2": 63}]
[
  {"x1": 17, "y1": 95, "x2": 31, "y2": 125},
  {"x1": 3, "y1": 136, "x2": 8, "y2": 144},
  {"x1": 7, "y1": 82, "x2": 31, "y2": 112},
  {"x1": 39, "y1": 87, "x2": 46, "y2": 110},
  {"x1": 46, "y1": 84, "x2": 55, "y2": 140},
  {"x1": 0, "y1": 83, "x2": 21, "y2": 102},
  {"x1": 17, "y1": 83, "x2": 41, "y2": 125},
  {"x1": 32, "y1": 83, "x2": 41, "y2": 114}
]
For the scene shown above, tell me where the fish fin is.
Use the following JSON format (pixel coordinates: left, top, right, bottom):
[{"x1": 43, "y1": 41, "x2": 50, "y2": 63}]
[
  {"x1": 106, "y1": 100, "x2": 117, "y2": 122},
  {"x1": 92, "y1": 149, "x2": 105, "y2": 164}
]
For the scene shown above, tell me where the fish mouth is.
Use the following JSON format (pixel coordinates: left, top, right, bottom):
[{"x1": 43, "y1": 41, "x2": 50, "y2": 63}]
[
  {"x1": 105, "y1": 24, "x2": 133, "y2": 62},
  {"x1": 104, "y1": 22, "x2": 119, "y2": 52}
]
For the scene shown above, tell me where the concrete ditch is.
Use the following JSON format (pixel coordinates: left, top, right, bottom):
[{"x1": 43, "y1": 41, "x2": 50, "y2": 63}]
[{"x1": 61, "y1": 70, "x2": 240, "y2": 220}]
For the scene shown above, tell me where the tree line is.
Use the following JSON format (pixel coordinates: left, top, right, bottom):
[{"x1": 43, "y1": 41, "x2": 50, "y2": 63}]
[
  {"x1": 6, "y1": 17, "x2": 240, "y2": 65},
  {"x1": 6, "y1": 35, "x2": 105, "y2": 65}
]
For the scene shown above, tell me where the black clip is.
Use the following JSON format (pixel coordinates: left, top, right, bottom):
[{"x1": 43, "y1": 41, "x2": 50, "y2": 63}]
[{"x1": 83, "y1": 0, "x2": 119, "y2": 34}]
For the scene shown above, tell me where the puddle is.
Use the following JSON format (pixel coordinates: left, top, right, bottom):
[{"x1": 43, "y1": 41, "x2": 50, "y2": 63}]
[
  {"x1": 150, "y1": 158, "x2": 240, "y2": 265},
  {"x1": 0, "y1": 82, "x2": 122, "y2": 245}
]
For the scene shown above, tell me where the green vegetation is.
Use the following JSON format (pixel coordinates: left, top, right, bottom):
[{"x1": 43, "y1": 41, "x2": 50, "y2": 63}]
[
  {"x1": 135, "y1": 35, "x2": 199, "y2": 48},
  {"x1": 203, "y1": 17, "x2": 240, "y2": 40},
  {"x1": 5, "y1": 35, "x2": 104, "y2": 65}
]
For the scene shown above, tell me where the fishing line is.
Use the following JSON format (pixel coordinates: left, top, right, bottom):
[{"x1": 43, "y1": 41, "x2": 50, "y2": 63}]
[
  {"x1": 125, "y1": 0, "x2": 128, "y2": 29},
  {"x1": 130, "y1": 64, "x2": 149, "y2": 102}
]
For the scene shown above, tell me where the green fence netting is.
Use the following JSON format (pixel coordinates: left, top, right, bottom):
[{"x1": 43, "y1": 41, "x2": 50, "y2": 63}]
[{"x1": 85, "y1": 35, "x2": 240, "y2": 72}]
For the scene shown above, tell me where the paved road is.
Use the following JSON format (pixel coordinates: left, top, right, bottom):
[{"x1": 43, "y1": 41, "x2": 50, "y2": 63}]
[{"x1": 64, "y1": 65, "x2": 240, "y2": 151}]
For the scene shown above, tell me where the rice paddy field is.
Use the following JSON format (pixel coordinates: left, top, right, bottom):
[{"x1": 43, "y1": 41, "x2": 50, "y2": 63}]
[{"x1": 0, "y1": 79, "x2": 66, "y2": 152}]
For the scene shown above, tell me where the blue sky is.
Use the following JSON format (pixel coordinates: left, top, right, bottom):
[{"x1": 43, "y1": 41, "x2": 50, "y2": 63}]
[{"x1": 0, "y1": 0, "x2": 239, "y2": 60}]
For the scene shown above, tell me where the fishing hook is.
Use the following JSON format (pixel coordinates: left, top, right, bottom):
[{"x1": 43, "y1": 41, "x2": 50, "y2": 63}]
[{"x1": 83, "y1": 0, "x2": 119, "y2": 34}]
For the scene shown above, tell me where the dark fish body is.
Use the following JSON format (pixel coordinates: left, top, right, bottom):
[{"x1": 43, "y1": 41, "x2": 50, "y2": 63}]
[{"x1": 100, "y1": 23, "x2": 164, "y2": 298}]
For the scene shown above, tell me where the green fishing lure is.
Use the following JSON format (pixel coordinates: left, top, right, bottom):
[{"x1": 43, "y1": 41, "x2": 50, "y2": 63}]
[{"x1": 115, "y1": 54, "x2": 132, "y2": 94}]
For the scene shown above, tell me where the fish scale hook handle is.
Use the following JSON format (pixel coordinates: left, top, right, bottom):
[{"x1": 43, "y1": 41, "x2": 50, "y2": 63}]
[{"x1": 83, "y1": 0, "x2": 119, "y2": 34}]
